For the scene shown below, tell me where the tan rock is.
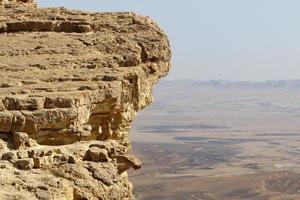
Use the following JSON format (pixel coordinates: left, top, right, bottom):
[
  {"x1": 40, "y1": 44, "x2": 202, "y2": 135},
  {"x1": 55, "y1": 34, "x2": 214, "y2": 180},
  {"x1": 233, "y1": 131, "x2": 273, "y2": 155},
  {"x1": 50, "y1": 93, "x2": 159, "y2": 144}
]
[
  {"x1": 67, "y1": 155, "x2": 76, "y2": 164},
  {"x1": 13, "y1": 132, "x2": 29, "y2": 149},
  {"x1": 1, "y1": 151, "x2": 17, "y2": 161},
  {"x1": 33, "y1": 156, "x2": 53, "y2": 168},
  {"x1": 28, "y1": 149, "x2": 46, "y2": 158},
  {"x1": 16, "y1": 150, "x2": 28, "y2": 159},
  {"x1": 86, "y1": 146, "x2": 109, "y2": 162},
  {"x1": 115, "y1": 154, "x2": 142, "y2": 174},
  {"x1": 0, "y1": 100, "x2": 4, "y2": 111},
  {"x1": 14, "y1": 158, "x2": 34, "y2": 170},
  {"x1": 0, "y1": 0, "x2": 171, "y2": 198},
  {"x1": 53, "y1": 154, "x2": 69, "y2": 165},
  {"x1": 0, "y1": 111, "x2": 13, "y2": 133},
  {"x1": 11, "y1": 111, "x2": 26, "y2": 132}
]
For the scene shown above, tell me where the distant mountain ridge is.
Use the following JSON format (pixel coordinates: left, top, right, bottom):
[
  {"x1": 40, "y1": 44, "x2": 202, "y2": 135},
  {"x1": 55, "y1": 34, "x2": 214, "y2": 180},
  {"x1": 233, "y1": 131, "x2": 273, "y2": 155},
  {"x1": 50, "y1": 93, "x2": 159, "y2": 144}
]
[{"x1": 160, "y1": 79, "x2": 300, "y2": 89}]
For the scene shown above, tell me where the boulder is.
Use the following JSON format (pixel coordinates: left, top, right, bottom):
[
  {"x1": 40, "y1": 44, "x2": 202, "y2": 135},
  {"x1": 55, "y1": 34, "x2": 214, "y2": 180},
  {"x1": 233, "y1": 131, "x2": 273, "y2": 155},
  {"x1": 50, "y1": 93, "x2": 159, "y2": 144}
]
[
  {"x1": 86, "y1": 147, "x2": 109, "y2": 162},
  {"x1": 14, "y1": 158, "x2": 34, "y2": 170},
  {"x1": 13, "y1": 132, "x2": 29, "y2": 149}
]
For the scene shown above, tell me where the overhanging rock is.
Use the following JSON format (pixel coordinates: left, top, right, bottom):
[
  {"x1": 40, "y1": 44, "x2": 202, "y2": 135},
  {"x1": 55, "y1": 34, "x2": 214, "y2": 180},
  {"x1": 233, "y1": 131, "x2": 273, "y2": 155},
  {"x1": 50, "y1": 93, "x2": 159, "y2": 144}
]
[{"x1": 0, "y1": 0, "x2": 171, "y2": 199}]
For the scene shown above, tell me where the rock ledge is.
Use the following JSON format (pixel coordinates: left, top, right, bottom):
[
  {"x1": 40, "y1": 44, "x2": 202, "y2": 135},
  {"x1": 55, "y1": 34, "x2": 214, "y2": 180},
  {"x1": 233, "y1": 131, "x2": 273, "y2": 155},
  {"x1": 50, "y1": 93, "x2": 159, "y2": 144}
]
[{"x1": 0, "y1": 1, "x2": 171, "y2": 199}]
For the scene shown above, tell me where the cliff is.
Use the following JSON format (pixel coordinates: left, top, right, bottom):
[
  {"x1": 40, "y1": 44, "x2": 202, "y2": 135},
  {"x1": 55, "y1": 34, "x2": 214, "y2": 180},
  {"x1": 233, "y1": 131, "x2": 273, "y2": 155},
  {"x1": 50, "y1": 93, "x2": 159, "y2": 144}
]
[{"x1": 0, "y1": 0, "x2": 171, "y2": 199}]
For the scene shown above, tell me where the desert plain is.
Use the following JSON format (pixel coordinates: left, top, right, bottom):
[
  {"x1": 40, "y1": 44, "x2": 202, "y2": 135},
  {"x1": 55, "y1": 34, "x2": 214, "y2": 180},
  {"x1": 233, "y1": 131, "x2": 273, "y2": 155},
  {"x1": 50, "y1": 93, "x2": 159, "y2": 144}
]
[{"x1": 129, "y1": 80, "x2": 300, "y2": 200}]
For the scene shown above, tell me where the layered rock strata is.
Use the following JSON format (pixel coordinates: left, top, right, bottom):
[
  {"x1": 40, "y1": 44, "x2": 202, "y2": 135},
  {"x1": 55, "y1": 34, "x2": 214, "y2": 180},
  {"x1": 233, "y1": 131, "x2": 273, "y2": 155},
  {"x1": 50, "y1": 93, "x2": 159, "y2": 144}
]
[{"x1": 0, "y1": 0, "x2": 171, "y2": 199}]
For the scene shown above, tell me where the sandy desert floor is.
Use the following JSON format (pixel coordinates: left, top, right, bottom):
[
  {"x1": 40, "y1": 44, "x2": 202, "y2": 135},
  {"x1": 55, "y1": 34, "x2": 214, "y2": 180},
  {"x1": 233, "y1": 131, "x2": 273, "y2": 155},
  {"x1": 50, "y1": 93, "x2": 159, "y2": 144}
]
[{"x1": 129, "y1": 80, "x2": 300, "y2": 200}]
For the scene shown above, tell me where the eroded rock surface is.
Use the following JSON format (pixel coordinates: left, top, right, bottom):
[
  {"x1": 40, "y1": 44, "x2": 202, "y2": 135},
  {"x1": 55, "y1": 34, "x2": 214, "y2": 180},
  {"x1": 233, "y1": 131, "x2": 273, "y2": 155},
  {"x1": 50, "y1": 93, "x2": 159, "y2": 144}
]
[{"x1": 0, "y1": 0, "x2": 171, "y2": 199}]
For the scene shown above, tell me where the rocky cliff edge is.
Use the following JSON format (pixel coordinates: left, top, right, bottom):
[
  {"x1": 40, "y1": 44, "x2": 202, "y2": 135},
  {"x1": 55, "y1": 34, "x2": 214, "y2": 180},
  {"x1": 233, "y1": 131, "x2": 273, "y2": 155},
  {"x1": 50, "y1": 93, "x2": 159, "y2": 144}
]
[{"x1": 0, "y1": 0, "x2": 171, "y2": 199}]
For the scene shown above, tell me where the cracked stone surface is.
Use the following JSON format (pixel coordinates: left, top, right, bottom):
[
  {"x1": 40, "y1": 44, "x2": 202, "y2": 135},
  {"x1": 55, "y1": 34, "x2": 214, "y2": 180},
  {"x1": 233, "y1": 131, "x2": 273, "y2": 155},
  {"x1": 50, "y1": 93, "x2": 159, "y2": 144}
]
[{"x1": 0, "y1": 0, "x2": 171, "y2": 199}]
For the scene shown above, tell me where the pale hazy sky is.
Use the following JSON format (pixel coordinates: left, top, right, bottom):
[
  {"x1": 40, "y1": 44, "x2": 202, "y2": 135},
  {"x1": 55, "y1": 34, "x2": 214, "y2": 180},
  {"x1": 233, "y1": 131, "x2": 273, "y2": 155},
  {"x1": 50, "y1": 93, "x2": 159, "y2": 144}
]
[{"x1": 37, "y1": 0, "x2": 300, "y2": 81}]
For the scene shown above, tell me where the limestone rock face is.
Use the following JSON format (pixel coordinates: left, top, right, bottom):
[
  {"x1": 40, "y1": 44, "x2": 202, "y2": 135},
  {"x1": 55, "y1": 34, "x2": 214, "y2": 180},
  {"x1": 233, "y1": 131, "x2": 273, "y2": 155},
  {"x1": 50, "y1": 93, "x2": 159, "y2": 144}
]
[{"x1": 0, "y1": 0, "x2": 171, "y2": 199}]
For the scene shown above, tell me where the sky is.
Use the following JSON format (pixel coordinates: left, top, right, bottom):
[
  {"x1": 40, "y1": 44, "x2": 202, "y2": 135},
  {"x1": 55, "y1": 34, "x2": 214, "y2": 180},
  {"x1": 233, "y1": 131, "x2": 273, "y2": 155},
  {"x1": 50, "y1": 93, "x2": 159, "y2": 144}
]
[{"x1": 37, "y1": 0, "x2": 300, "y2": 81}]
